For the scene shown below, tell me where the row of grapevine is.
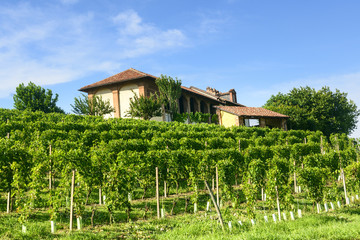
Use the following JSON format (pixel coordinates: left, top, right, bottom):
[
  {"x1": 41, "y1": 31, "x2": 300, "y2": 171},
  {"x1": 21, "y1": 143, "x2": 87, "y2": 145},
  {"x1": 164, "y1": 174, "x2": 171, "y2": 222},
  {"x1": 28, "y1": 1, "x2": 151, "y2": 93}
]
[{"x1": 0, "y1": 108, "x2": 359, "y2": 232}]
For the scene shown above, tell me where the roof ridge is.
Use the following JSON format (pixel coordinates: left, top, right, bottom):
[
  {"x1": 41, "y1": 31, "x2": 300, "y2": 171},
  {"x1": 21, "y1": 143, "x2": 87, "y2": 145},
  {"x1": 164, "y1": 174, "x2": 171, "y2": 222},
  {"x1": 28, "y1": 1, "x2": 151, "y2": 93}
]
[
  {"x1": 79, "y1": 68, "x2": 157, "y2": 91},
  {"x1": 129, "y1": 68, "x2": 158, "y2": 78}
]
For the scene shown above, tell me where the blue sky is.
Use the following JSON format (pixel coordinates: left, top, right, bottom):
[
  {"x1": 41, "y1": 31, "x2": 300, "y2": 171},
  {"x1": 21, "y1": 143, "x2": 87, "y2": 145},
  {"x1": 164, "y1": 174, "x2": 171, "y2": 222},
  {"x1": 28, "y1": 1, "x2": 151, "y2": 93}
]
[{"x1": 0, "y1": 0, "x2": 359, "y2": 137}]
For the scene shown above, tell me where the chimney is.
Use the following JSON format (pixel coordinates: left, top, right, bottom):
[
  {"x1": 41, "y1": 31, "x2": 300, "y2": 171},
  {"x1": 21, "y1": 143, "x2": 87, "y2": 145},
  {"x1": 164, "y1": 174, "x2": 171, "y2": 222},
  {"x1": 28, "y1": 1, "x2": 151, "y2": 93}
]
[
  {"x1": 228, "y1": 89, "x2": 237, "y2": 103},
  {"x1": 206, "y1": 87, "x2": 220, "y2": 96}
]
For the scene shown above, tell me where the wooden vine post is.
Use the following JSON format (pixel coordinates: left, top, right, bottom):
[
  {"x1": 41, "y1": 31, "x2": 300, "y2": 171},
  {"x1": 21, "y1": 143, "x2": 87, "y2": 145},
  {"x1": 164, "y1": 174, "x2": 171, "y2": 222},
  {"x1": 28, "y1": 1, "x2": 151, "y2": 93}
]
[
  {"x1": 294, "y1": 159, "x2": 297, "y2": 193},
  {"x1": 336, "y1": 136, "x2": 348, "y2": 204},
  {"x1": 49, "y1": 144, "x2": 52, "y2": 190},
  {"x1": 216, "y1": 166, "x2": 219, "y2": 207},
  {"x1": 357, "y1": 139, "x2": 360, "y2": 163},
  {"x1": 99, "y1": 188, "x2": 102, "y2": 205},
  {"x1": 6, "y1": 132, "x2": 11, "y2": 214},
  {"x1": 156, "y1": 167, "x2": 160, "y2": 219},
  {"x1": 275, "y1": 180, "x2": 281, "y2": 221},
  {"x1": 164, "y1": 168, "x2": 169, "y2": 198},
  {"x1": 204, "y1": 180, "x2": 224, "y2": 231},
  {"x1": 289, "y1": 139, "x2": 297, "y2": 193},
  {"x1": 69, "y1": 169, "x2": 75, "y2": 231},
  {"x1": 237, "y1": 139, "x2": 241, "y2": 186},
  {"x1": 7, "y1": 192, "x2": 11, "y2": 214},
  {"x1": 164, "y1": 146, "x2": 169, "y2": 198},
  {"x1": 320, "y1": 136, "x2": 324, "y2": 155},
  {"x1": 342, "y1": 168, "x2": 348, "y2": 204}
]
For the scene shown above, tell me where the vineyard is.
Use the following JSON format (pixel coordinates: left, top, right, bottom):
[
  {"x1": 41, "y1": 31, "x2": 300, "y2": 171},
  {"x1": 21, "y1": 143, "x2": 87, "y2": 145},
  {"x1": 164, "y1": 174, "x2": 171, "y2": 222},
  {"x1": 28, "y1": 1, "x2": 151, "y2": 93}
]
[{"x1": 1, "y1": 108, "x2": 360, "y2": 239}]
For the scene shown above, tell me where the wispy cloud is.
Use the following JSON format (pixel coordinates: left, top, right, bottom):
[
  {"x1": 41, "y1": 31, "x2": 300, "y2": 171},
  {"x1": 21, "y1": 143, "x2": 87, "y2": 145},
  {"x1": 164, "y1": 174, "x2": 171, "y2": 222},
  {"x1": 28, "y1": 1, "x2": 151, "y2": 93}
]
[
  {"x1": 0, "y1": 4, "x2": 187, "y2": 98},
  {"x1": 113, "y1": 10, "x2": 187, "y2": 58},
  {"x1": 60, "y1": 0, "x2": 79, "y2": 5},
  {"x1": 196, "y1": 10, "x2": 231, "y2": 35}
]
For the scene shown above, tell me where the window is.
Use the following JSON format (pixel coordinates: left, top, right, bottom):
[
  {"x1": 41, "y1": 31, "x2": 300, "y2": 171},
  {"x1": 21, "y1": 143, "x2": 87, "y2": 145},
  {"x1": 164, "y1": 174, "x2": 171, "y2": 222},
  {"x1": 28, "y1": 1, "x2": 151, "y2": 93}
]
[{"x1": 244, "y1": 118, "x2": 260, "y2": 127}]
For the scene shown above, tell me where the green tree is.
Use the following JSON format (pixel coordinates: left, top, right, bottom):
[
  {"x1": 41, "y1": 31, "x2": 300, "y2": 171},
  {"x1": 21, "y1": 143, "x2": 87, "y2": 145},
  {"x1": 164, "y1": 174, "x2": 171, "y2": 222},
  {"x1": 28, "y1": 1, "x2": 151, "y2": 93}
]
[
  {"x1": 263, "y1": 86, "x2": 359, "y2": 137},
  {"x1": 71, "y1": 94, "x2": 114, "y2": 116},
  {"x1": 13, "y1": 82, "x2": 64, "y2": 113},
  {"x1": 155, "y1": 75, "x2": 182, "y2": 121},
  {"x1": 126, "y1": 92, "x2": 162, "y2": 120}
]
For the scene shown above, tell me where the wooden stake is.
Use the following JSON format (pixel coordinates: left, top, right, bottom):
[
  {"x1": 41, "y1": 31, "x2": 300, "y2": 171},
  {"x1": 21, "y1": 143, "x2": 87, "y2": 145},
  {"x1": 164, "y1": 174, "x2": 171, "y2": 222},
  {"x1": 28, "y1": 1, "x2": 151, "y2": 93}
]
[
  {"x1": 356, "y1": 140, "x2": 360, "y2": 163},
  {"x1": 49, "y1": 145, "x2": 52, "y2": 190},
  {"x1": 238, "y1": 139, "x2": 241, "y2": 152},
  {"x1": 294, "y1": 159, "x2": 297, "y2": 193},
  {"x1": 99, "y1": 188, "x2": 102, "y2": 205},
  {"x1": 336, "y1": 136, "x2": 348, "y2": 203},
  {"x1": 164, "y1": 181, "x2": 167, "y2": 198},
  {"x1": 7, "y1": 190, "x2": 11, "y2": 214},
  {"x1": 70, "y1": 169, "x2": 75, "y2": 231},
  {"x1": 320, "y1": 136, "x2": 324, "y2": 154},
  {"x1": 204, "y1": 180, "x2": 224, "y2": 231},
  {"x1": 342, "y1": 168, "x2": 349, "y2": 204},
  {"x1": 275, "y1": 183, "x2": 281, "y2": 221},
  {"x1": 6, "y1": 133, "x2": 10, "y2": 213},
  {"x1": 216, "y1": 166, "x2": 219, "y2": 207},
  {"x1": 156, "y1": 167, "x2": 160, "y2": 219}
]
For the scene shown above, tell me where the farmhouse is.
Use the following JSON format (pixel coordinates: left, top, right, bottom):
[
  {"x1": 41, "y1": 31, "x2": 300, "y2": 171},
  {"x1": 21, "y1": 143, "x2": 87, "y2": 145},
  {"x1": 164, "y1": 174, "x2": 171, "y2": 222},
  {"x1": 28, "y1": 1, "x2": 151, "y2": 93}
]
[{"x1": 79, "y1": 68, "x2": 288, "y2": 130}]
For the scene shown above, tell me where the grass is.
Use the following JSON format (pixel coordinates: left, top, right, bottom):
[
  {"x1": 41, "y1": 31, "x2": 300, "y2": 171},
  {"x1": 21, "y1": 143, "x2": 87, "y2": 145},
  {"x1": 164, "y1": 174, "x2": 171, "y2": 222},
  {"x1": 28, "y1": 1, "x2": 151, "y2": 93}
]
[
  {"x1": 158, "y1": 209, "x2": 360, "y2": 240},
  {"x1": 1, "y1": 189, "x2": 360, "y2": 239}
]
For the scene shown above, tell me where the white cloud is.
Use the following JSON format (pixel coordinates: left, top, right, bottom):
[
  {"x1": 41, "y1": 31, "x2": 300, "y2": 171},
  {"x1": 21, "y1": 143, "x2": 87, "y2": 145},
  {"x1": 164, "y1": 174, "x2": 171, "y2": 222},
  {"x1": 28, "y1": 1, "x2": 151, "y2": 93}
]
[
  {"x1": 113, "y1": 10, "x2": 187, "y2": 58},
  {"x1": 0, "y1": 4, "x2": 187, "y2": 98},
  {"x1": 113, "y1": 10, "x2": 144, "y2": 35}
]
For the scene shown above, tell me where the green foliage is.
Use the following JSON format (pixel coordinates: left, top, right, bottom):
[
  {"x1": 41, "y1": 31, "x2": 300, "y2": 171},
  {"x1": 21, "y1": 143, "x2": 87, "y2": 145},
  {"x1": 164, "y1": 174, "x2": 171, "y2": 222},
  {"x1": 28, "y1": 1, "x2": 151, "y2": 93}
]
[
  {"x1": 263, "y1": 86, "x2": 359, "y2": 137},
  {"x1": 173, "y1": 112, "x2": 218, "y2": 124},
  {"x1": 298, "y1": 166, "x2": 329, "y2": 203},
  {"x1": 155, "y1": 75, "x2": 182, "y2": 120},
  {"x1": 127, "y1": 92, "x2": 162, "y2": 120},
  {"x1": 13, "y1": 82, "x2": 64, "y2": 113},
  {"x1": 243, "y1": 158, "x2": 266, "y2": 219},
  {"x1": 1, "y1": 108, "x2": 359, "y2": 228},
  {"x1": 266, "y1": 157, "x2": 292, "y2": 210},
  {"x1": 71, "y1": 93, "x2": 114, "y2": 116}
]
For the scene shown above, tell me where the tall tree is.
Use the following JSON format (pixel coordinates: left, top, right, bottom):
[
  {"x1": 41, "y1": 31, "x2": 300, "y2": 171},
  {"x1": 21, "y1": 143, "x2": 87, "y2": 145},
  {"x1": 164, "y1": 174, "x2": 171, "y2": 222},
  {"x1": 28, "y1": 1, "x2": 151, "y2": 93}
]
[
  {"x1": 126, "y1": 92, "x2": 162, "y2": 120},
  {"x1": 13, "y1": 82, "x2": 64, "y2": 113},
  {"x1": 263, "y1": 86, "x2": 359, "y2": 137},
  {"x1": 71, "y1": 94, "x2": 114, "y2": 116},
  {"x1": 155, "y1": 75, "x2": 182, "y2": 121}
]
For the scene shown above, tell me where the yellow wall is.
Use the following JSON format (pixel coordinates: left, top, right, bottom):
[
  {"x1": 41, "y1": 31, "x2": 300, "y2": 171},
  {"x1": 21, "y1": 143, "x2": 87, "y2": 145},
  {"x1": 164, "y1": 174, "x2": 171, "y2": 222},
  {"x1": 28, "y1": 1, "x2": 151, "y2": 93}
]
[{"x1": 220, "y1": 110, "x2": 238, "y2": 127}]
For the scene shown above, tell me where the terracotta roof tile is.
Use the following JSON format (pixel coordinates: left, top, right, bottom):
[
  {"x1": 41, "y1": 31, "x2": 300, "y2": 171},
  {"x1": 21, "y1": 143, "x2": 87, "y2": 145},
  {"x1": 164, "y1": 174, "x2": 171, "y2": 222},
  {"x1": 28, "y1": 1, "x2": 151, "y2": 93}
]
[
  {"x1": 79, "y1": 68, "x2": 244, "y2": 106},
  {"x1": 215, "y1": 106, "x2": 289, "y2": 118},
  {"x1": 181, "y1": 86, "x2": 245, "y2": 106},
  {"x1": 79, "y1": 68, "x2": 157, "y2": 91}
]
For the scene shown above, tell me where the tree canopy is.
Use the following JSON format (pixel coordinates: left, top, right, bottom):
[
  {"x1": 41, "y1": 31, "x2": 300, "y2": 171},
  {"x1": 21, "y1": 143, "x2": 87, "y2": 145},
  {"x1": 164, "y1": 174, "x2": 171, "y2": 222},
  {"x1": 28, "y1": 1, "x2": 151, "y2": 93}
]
[
  {"x1": 13, "y1": 82, "x2": 64, "y2": 113},
  {"x1": 71, "y1": 94, "x2": 114, "y2": 116},
  {"x1": 263, "y1": 86, "x2": 359, "y2": 137},
  {"x1": 155, "y1": 75, "x2": 182, "y2": 121},
  {"x1": 126, "y1": 92, "x2": 162, "y2": 120}
]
